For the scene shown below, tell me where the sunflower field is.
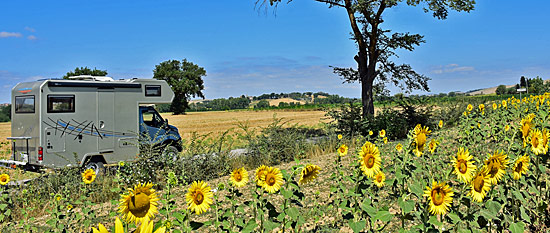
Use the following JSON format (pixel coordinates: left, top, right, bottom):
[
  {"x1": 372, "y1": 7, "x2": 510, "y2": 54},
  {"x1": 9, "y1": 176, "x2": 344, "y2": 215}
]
[{"x1": 0, "y1": 94, "x2": 549, "y2": 232}]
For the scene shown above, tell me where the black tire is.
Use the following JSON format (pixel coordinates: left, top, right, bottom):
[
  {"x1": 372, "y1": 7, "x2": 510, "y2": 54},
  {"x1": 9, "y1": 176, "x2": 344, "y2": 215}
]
[
  {"x1": 84, "y1": 161, "x2": 105, "y2": 175},
  {"x1": 163, "y1": 145, "x2": 179, "y2": 161}
]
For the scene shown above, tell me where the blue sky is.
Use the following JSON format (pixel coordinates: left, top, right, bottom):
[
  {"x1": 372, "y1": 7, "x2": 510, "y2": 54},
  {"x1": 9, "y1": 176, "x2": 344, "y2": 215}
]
[{"x1": 1, "y1": 0, "x2": 549, "y2": 103}]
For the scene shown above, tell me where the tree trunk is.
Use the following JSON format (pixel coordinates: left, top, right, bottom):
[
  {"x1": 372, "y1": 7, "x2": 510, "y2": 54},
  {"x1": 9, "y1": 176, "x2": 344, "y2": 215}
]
[{"x1": 356, "y1": 52, "x2": 375, "y2": 118}]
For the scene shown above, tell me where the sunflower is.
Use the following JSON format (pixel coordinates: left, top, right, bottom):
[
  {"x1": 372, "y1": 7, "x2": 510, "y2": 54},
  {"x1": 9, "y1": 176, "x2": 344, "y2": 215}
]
[
  {"x1": 483, "y1": 150, "x2": 509, "y2": 185},
  {"x1": 395, "y1": 143, "x2": 403, "y2": 152},
  {"x1": 369, "y1": 131, "x2": 373, "y2": 136},
  {"x1": 298, "y1": 164, "x2": 321, "y2": 185},
  {"x1": 0, "y1": 174, "x2": 10, "y2": 186},
  {"x1": 186, "y1": 181, "x2": 214, "y2": 215},
  {"x1": 379, "y1": 129, "x2": 386, "y2": 138},
  {"x1": 529, "y1": 129, "x2": 545, "y2": 155},
  {"x1": 229, "y1": 167, "x2": 249, "y2": 188},
  {"x1": 512, "y1": 154, "x2": 530, "y2": 180},
  {"x1": 428, "y1": 139, "x2": 439, "y2": 154},
  {"x1": 373, "y1": 171, "x2": 385, "y2": 188},
  {"x1": 82, "y1": 169, "x2": 96, "y2": 184},
  {"x1": 520, "y1": 114, "x2": 535, "y2": 146},
  {"x1": 424, "y1": 181, "x2": 454, "y2": 216},
  {"x1": 451, "y1": 147, "x2": 476, "y2": 183},
  {"x1": 92, "y1": 217, "x2": 124, "y2": 233},
  {"x1": 254, "y1": 165, "x2": 269, "y2": 186},
  {"x1": 118, "y1": 182, "x2": 160, "y2": 223},
  {"x1": 92, "y1": 217, "x2": 165, "y2": 233},
  {"x1": 383, "y1": 137, "x2": 388, "y2": 144},
  {"x1": 358, "y1": 141, "x2": 381, "y2": 178},
  {"x1": 492, "y1": 103, "x2": 497, "y2": 110},
  {"x1": 140, "y1": 217, "x2": 167, "y2": 233},
  {"x1": 479, "y1": 104, "x2": 485, "y2": 115},
  {"x1": 337, "y1": 134, "x2": 343, "y2": 140},
  {"x1": 67, "y1": 204, "x2": 73, "y2": 211},
  {"x1": 262, "y1": 167, "x2": 284, "y2": 193},
  {"x1": 54, "y1": 194, "x2": 62, "y2": 202},
  {"x1": 467, "y1": 104, "x2": 473, "y2": 112},
  {"x1": 502, "y1": 100, "x2": 507, "y2": 108},
  {"x1": 412, "y1": 124, "x2": 431, "y2": 157},
  {"x1": 468, "y1": 168, "x2": 491, "y2": 203},
  {"x1": 542, "y1": 129, "x2": 549, "y2": 154},
  {"x1": 338, "y1": 144, "x2": 348, "y2": 157},
  {"x1": 504, "y1": 125, "x2": 510, "y2": 132},
  {"x1": 438, "y1": 120, "x2": 443, "y2": 128}
]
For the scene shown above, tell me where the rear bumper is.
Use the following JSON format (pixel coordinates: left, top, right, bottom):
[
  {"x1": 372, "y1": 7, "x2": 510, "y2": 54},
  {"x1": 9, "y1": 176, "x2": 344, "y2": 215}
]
[{"x1": 0, "y1": 159, "x2": 41, "y2": 172}]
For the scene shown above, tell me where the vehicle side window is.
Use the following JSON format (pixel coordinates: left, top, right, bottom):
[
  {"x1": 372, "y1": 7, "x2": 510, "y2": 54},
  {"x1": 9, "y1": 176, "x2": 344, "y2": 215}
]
[
  {"x1": 145, "y1": 85, "x2": 161, "y2": 96},
  {"x1": 142, "y1": 109, "x2": 164, "y2": 128},
  {"x1": 15, "y1": 95, "x2": 35, "y2": 113},
  {"x1": 47, "y1": 95, "x2": 75, "y2": 113}
]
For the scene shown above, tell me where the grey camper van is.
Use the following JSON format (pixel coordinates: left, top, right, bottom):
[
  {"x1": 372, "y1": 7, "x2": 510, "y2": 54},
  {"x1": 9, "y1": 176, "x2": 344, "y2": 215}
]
[{"x1": 1, "y1": 76, "x2": 182, "y2": 172}]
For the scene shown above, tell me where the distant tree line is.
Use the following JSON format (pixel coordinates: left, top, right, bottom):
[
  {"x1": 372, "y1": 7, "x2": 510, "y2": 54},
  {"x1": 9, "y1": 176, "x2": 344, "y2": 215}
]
[
  {"x1": 0, "y1": 105, "x2": 11, "y2": 122},
  {"x1": 253, "y1": 91, "x2": 331, "y2": 101},
  {"x1": 496, "y1": 76, "x2": 549, "y2": 95}
]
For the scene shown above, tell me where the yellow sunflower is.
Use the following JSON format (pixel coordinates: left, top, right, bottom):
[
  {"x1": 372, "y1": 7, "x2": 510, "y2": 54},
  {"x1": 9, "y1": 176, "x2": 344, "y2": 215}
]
[
  {"x1": 67, "y1": 204, "x2": 73, "y2": 211},
  {"x1": 229, "y1": 167, "x2": 249, "y2": 188},
  {"x1": 379, "y1": 129, "x2": 386, "y2": 138},
  {"x1": 373, "y1": 171, "x2": 385, "y2": 188},
  {"x1": 542, "y1": 129, "x2": 549, "y2": 154},
  {"x1": 262, "y1": 167, "x2": 284, "y2": 193},
  {"x1": 502, "y1": 100, "x2": 507, "y2": 108},
  {"x1": 118, "y1": 182, "x2": 160, "y2": 223},
  {"x1": 512, "y1": 154, "x2": 530, "y2": 180},
  {"x1": 468, "y1": 168, "x2": 491, "y2": 203},
  {"x1": 492, "y1": 103, "x2": 497, "y2": 110},
  {"x1": 82, "y1": 169, "x2": 96, "y2": 184},
  {"x1": 424, "y1": 181, "x2": 454, "y2": 216},
  {"x1": 92, "y1": 217, "x2": 166, "y2": 233},
  {"x1": 337, "y1": 144, "x2": 349, "y2": 157},
  {"x1": 395, "y1": 143, "x2": 403, "y2": 152},
  {"x1": 467, "y1": 104, "x2": 473, "y2": 112},
  {"x1": 438, "y1": 120, "x2": 443, "y2": 128},
  {"x1": 450, "y1": 147, "x2": 476, "y2": 183},
  {"x1": 186, "y1": 180, "x2": 214, "y2": 215},
  {"x1": 428, "y1": 139, "x2": 439, "y2": 154},
  {"x1": 337, "y1": 134, "x2": 343, "y2": 140},
  {"x1": 369, "y1": 131, "x2": 373, "y2": 136},
  {"x1": 92, "y1": 217, "x2": 124, "y2": 233},
  {"x1": 520, "y1": 114, "x2": 535, "y2": 146},
  {"x1": 483, "y1": 150, "x2": 509, "y2": 185},
  {"x1": 254, "y1": 165, "x2": 269, "y2": 186},
  {"x1": 479, "y1": 104, "x2": 485, "y2": 115},
  {"x1": 358, "y1": 141, "x2": 381, "y2": 178},
  {"x1": 504, "y1": 125, "x2": 510, "y2": 132},
  {"x1": 298, "y1": 164, "x2": 321, "y2": 185},
  {"x1": 0, "y1": 174, "x2": 10, "y2": 185},
  {"x1": 383, "y1": 137, "x2": 388, "y2": 144},
  {"x1": 413, "y1": 124, "x2": 431, "y2": 157},
  {"x1": 529, "y1": 129, "x2": 545, "y2": 155}
]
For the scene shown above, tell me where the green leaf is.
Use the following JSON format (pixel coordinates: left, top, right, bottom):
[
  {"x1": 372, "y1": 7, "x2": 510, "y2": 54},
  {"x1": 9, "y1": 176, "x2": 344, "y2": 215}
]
[
  {"x1": 512, "y1": 190, "x2": 525, "y2": 202},
  {"x1": 428, "y1": 216, "x2": 442, "y2": 227},
  {"x1": 348, "y1": 220, "x2": 366, "y2": 233},
  {"x1": 486, "y1": 200, "x2": 501, "y2": 215},
  {"x1": 447, "y1": 212, "x2": 461, "y2": 225},
  {"x1": 0, "y1": 204, "x2": 7, "y2": 211},
  {"x1": 520, "y1": 206, "x2": 531, "y2": 223},
  {"x1": 409, "y1": 181, "x2": 424, "y2": 197},
  {"x1": 287, "y1": 207, "x2": 299, "y2": 221},
  {"x1": 264, "y1": 220, "x2": 279, "y2": 232},
  {"x1": 399, "y1": 200, "x2": 415, "y2": 214},
  {"x1": 375, "y1": 210, "x2": 392, "y2": 222},
  {"x1": 538, "y1": 164, "x2": 547, "y2": 173},
  {"x1": 241, "y1": 220, "x2": 257, "y2": 233},
  {"x1": 509, "y1": 221, "x2": 525, "y2": 233}
]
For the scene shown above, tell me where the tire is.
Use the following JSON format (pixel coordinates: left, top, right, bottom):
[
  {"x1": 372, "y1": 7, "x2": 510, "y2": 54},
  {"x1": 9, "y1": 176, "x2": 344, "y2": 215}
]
[
  {"x1": 84, "y1": 161, "x2": 105, "y2": 175},
  {"x1": 163, "y1": 145, "x2": 179, "y2": 161}
]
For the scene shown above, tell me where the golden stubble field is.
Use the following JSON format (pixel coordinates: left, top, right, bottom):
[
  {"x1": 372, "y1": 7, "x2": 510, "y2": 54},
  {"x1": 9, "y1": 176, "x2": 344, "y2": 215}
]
[{"x1": 0, "y1": 109, "x2": 330, "y2": 155}]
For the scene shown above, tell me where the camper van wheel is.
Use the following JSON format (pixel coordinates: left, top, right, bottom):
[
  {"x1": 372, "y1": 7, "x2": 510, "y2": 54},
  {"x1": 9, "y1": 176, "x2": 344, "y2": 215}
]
[
  {"x1": 163, "y1": 145, "x2": 179, "y2": 161},
  {"x1": 84, "y1": 161, "x2": 105, "y2": 175}
]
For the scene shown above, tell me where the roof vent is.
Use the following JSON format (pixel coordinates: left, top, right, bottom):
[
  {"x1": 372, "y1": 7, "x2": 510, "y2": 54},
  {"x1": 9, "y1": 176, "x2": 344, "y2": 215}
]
[{"x1": 67, "y1": 75, "x2": 114, "y2": 81}]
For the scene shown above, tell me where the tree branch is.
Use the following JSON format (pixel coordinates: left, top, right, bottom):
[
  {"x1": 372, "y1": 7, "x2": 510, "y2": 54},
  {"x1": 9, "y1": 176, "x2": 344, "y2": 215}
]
[{"x1": 314, "y1": 0, "x2": 345, "y2": 8}]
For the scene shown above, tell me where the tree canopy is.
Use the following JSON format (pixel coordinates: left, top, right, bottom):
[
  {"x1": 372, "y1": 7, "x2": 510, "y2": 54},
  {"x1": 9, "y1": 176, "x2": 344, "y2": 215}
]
[
  {"x1": 62, "y1": 67, "x2": 108, "y2": 79},
  {"x1": 261, "y1": 0, "x2": 475, "y2": 117},
  {"x1": 153, "y1": 59, "x2": 206, "y2": 115}
]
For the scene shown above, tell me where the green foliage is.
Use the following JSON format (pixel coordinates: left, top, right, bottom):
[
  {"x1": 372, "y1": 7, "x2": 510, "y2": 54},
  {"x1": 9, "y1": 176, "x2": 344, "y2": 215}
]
[
  {"x1": 496, "y1": 85, "x2": 507, "y2": 95},
  {"x1": 254, "y1": 100, "x2": 270, "y2": 109},
  {"x1": 62, "y1": 67, "x2": 108, "y2": 79},
  {"x1": 527, "y1": 76, "x2": 549, "y2": 94},
  {"x1": 0, "y1": 105, "x2": 10, "y2": 122},
  {"x1": 153, "y1": 59, "x2": 206, "y2": 115}
]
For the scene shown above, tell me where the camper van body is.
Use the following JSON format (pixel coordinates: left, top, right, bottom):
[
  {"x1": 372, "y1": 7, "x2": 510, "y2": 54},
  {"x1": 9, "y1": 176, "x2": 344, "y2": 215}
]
[{"x1": 3, "y1": 76, "x2": 182, "y2": 171}]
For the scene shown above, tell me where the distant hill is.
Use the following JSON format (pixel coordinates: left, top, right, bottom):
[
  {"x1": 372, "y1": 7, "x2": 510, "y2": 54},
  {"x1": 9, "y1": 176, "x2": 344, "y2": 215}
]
[{"x1": 467, "y1": 79, "x2": 549, "y2": 95}]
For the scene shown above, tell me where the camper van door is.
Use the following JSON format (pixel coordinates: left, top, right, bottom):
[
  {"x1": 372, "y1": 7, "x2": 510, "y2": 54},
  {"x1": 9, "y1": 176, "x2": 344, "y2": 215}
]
[{"x1": 98, "y1": 89, "x2": 114, "y2": 151}]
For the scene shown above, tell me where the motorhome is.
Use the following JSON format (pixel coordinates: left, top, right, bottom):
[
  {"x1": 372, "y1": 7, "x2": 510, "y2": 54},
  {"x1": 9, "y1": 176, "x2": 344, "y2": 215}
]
[{"x1": 1, "y1": 76, "x2": 182, "y2": 172}]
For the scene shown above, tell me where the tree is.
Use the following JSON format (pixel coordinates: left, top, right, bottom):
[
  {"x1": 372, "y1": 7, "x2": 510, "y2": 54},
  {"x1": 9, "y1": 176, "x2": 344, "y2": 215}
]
[
  {"x1": 495, "y1": 85, "x2": 507, "y2": 95},
  {"x1": 260, "y1": 0, "x2": 475, "y2": 117},
  {"x1": 520, "y1": 76, "x2": 527, "y2": 88},
  {"x1": 153, "y1": 59, "x2": 206, "y2": 115},
  {"x1": 527, "y1": 76, "x2": 548, "y2": 94},
  {"x1": 255, "y1": 100, "x2": 271, "y2": 109},
  {"x1": 63, "y1": 67, "x2": 108, "y2": 79}
]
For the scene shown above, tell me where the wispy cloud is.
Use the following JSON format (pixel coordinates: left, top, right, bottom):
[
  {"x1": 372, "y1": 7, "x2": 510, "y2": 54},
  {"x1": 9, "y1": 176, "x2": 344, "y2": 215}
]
[
  {"x1": 431, "y1": 64, "x2": 475, "y2": 74},
  {"x1": 27, "y1": 35, "x2": 37, "y2": 40},
  {"x1": 0, "y1": 31, "x2": 23, "y2": 38},
  {"x1": 24, "y1": 26, "x2": 36, "y2": 32}
]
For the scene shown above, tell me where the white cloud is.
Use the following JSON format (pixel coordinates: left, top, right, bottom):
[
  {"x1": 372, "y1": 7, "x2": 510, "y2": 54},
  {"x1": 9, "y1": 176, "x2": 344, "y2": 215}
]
[
  {"x1": 27, "y1": 35, "x2": 37, "y2": 40},
  {"x1": 0, "y1": 31, "x2": 22, "y2": 38},
  {"x1": 24, "y1": 26, "x2": 36, "y2": 32},
  {"x1": 431, "y1": 64, "x2": 475, "y2": 74}
]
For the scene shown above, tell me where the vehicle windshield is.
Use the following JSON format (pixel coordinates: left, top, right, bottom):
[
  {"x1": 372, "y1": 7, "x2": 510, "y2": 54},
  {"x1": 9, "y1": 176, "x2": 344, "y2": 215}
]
[{"x1": 141, "y1": 108, "x2": 164, "y2": 128}]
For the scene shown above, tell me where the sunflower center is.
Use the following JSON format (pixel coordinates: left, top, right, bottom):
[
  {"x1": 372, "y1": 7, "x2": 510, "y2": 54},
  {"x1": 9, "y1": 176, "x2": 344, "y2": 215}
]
[
  {"x1": 340, "y1": 147, "x2": 345, "y2": 153},
  {"x1": 129, "y1": 192, "x2": 151, "y2": 218},
  {"x1": 532, "y1": 136, "x2": 540, "y2": 147},
  {"x1": 473, "y1": 175, "x2": 485, "y2": 192},
  {"x1": 376, "y1": 175, "x2": 383, "y2": 183},
  {"x1": 266, "y1": 174, "x2": 276, "y2": 186},
  {"x1": 194, "y1": 192, "x2": 204, "y2": 205},
  {"x1": 417, "y1": 133, "x2": 426, "y2": 147},
  {"x1": 515, "y1": 162, "x2": 523, "y2": 173},
  {"x1": 86, "y1": 174, "x2": 93, "y2": 180},
  {"x1": 430, "y1": 188, "x2": 445, "y2": 206},
  {"x1": 235, "y1": 173, "x2": 242, "y2": 182},
  {"x1": 458, "y1": 160, "x2": 467, "y2": 174},
  {"x1": 0, "y1": 177, "x2": 6, "y2": 182},
  {"x1": 487, "y1": 159, "x2": 500, "y2": 177},
  {"x1": 365, "y1": 154, "x2": 375, "y2": 168}
]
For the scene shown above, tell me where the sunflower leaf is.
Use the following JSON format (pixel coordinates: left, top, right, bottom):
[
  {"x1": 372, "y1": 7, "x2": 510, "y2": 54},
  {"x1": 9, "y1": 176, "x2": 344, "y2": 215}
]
[
  {"x1": 375, "y1": 210, "x2": 392, "y2": 222},
  {"x1": 486, "y1": 200, "x2": 501, "y2": 215},
  {"x1": 509, "y1": 222, "x2": 525, "y2": 233},
  {"x1": 428, "y1": 216, "x2": 442, "y2": 227},
  {"x1": 512, "y1": 190, "x2": 525, "y2": 202},
  {"x1": 264, "y1": 220, "x2": 279, "y2": 232},
  {"x1": 190, "y1": 221, "x2": 204, "y2": 230},
  {"x1": 520, "y1": 206, "x2": 531, "y2": 223},
  {"x1": 447, "y1": 212, "x2": 461, "y2": 224},
  {"x1": 348, "y1": 220, "x2": 366, "y2": 233},
  {"x1": 287, "y1": 207, "x2": 299, "y2": 221},
  {"x1": 242, "y1": 220, "x2": 258, "y2": 233}
]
